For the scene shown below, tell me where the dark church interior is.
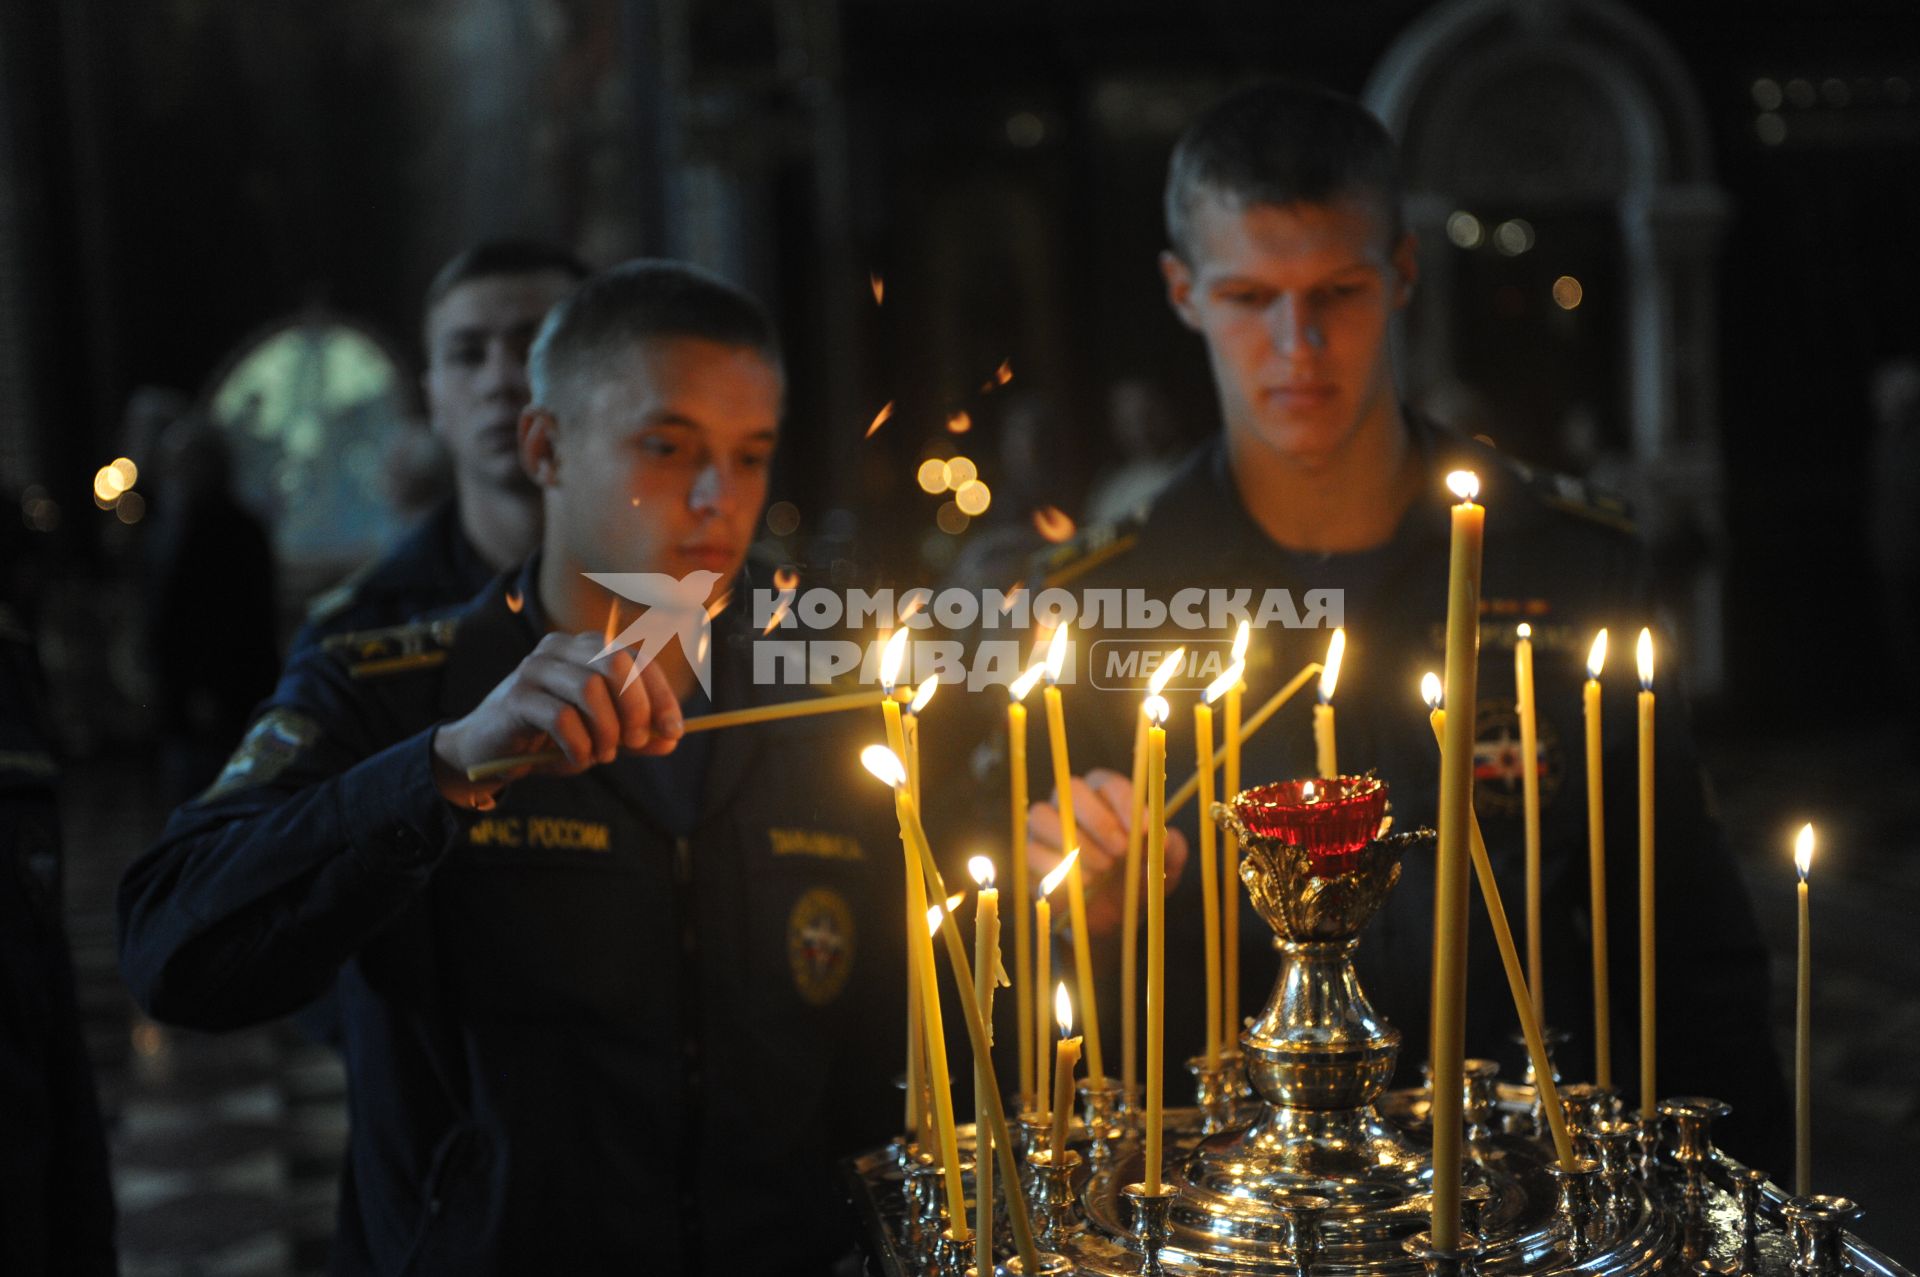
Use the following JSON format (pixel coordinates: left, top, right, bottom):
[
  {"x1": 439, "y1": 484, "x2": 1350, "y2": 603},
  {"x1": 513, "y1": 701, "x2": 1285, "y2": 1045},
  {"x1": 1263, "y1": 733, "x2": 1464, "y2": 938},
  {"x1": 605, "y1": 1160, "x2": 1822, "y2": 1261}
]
[{"x1": 3, "y1": 1, "x2": 1919, "y2": 1273}]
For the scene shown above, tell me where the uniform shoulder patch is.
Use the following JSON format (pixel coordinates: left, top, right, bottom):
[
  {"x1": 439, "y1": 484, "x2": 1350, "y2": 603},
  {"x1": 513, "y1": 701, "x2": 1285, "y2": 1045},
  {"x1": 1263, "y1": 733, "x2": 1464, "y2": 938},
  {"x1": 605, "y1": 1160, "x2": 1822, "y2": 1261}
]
[
  {"x1": 322, "y1": 617, "x2": 461, "y2": 679},
  {"x1": 200, "y1": 708, "x2": 321, "y2": 802},
  {"x1": 1035, "y1": 514, "x2": 1143, "y2": 590},
  {"x1": 788, "y1": 886, "x2": 856, "y2": 1007}
]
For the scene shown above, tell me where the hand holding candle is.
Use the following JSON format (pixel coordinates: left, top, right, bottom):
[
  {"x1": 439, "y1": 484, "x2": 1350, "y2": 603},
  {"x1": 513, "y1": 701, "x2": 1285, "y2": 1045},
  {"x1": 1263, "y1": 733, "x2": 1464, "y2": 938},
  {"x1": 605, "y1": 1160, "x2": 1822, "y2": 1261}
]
[
  {"x1": 1313, "y1": 627, "x2": 1345, "y2": 779},
  {"x1": 1048, "y1": 982, "x2": 1082, "y2": 1161}
]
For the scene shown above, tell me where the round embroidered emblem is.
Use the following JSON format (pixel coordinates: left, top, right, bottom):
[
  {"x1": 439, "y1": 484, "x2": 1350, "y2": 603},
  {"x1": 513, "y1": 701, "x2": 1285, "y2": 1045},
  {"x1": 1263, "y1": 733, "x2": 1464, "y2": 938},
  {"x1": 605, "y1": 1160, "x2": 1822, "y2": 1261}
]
[
  {"x1": 1472, "y1": 698, "x2": 1564, "y2": 820},
  {"x1": 787, "y1": 887, "x2": 856, "y2": 1007}
]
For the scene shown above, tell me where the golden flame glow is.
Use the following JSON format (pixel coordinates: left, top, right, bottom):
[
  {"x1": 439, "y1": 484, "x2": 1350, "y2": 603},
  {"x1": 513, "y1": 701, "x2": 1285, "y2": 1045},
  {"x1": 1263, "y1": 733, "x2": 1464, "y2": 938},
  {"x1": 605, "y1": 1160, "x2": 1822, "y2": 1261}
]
[
  {"x1": 927, "y1": 903, "x2": 949, "y2": 936},
  {"x1": 1143, "y1": 693, "x2": 1169, "y2": 726},
  {"x1": 1205, "y1": 660, "x2": 1245, "y2": 704},
  {"x1": 1010, "y1": 661, "x2": 1045, "y2": 703},
  {"x1": 916, "y1": 458, "x2": 951, "y2": 494},
  {"x1": 604, "y1": 600, "x2": 621, "y2": 647},
  {"x1": 705, "y1": 591, "x2": 733, "y2": 622},
  {"x1": 908, "y1": 673, "x2": 939, "y2": 715},
  {"x1": 1303, "y1": 780, "x2": 1317, "y2": 802},
  {"x1": 1148, "y1": 646, "x2": 1185, "y2": 697},
  {"x1": 1516, "y1": 621, "x2": 1532, "y2": 640},
  {"x1": 1231, "y1": 619, "x2": 1251, "y2": 663},
  {"x1": 1039, "y1": 848, "x2": 1078, "y2": 899},
  {"x1": 946, "y1": 456, "x2": 978, "y2": 488},
  {"x1": 946, "y1": 410, "x2": 971, "y2": 435},
  {"x1": 981, "y1": 358, "x2": 1013, "y2": 392},
  {"x1": 954, "y1": 480, "x2": 991, "y2": 516},
  {"x1": 880, "y1": 628, "x2": 911, "y2": 690},
  {"x1": 1446, "y1": 469, "x2": 1481, "y2": 503},
  {"x1": 1044, "y1": 623, "x2": 1071, "y2": 683},
  {"x1": 760, "y1": 599, "x2": 791, "y2": 635},
  {"x1": 772, "y1": 566, "x2": 800, "y2": 592},
  {"x1": 110, "y1": 457, "x2": 138, "y2": 489},
  {"x1": 1032, "y1": 506, "x2": 1075, "y2": 543},
  {"x1": 969, "y1": 855, "x2": 996, "y2": 888},
  {"x1": 1586, "y1": 629, "x2": 1609, "y2": 681},
  {"x1": 1795, "y1": 823, "x2": 1815, "y2": 879},
  {"x1": 860, "y1": 744, "x2": 908, "y2": 789},
  {"x1": 869, "y1": 272, "x2": 884, "y2": 305},
  {"x1": 1054, "y1": 981, "x2": 1073, "y2": 1035},
  {"x1": 864, "y1": 401, "x2": 895, "y2": 439},
  {"x1": 1421, "y1": 671, "x2": 1443, "y2": 710},
  {"x1": 1319, "y1": 628, "x2": 1346, "y2": 702},
  {"x1": 505, "y1": 589, "x2": 524, "y2": 614},
  {"x1": 92, "y1": 467, "x2": 124, "y2": 503},
  {"x1": 899, "y1": 591, "x2": 929, "y2": 622},
  {"x1": 1636, "y1": 627, "x2": 1654, "y2": 689}
]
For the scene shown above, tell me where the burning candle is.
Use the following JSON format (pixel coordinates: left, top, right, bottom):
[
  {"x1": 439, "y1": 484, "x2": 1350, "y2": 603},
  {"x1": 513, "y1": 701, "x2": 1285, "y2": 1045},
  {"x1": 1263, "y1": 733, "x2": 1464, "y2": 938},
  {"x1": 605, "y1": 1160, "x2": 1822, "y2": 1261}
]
[
  {"x1": 969, "y1": 856, "x2": 1002, "y2": 1273},
  {"x1": 921, "y1": 899, "x2": 968, "y2": 1241},
  {"x1": 1313, "y1": 627, "x2": 1345, "y2": 779},
  {"x1": 1794, "y1": 822, "x2": 1814, "y2": 1196},
  {"x1": 1041, "y1": 623, "x2": 1105, "y2": 1083},
  {"x1": 879, "y1": 628, "x2": 920, "y2": 1139},
  {"x1": 1425, "y1": 674, "x2": 1577, "y2": 1169},
  {"x1": 1034, "y1": 850, "x2": 1076, "y2": 1113},
  {"x1": 1008, "y1": 660, "x2": 1044, "y2": 1106},
  {"x1": 1048, "y1": 982, "x2": 1082, "y2": 1161},
  {"x1": 1584, "y1": 628, "x2": 1612, "y2": 1089},
  {"x1": 1636, "y1": 627, "x2": 1655, "y2": 1115},
  {"x1": 862, "y1": 746, "x2": 1042, "y2": 1272},
  {"x1": 904, "y1": 673, "x2": 937, "y2": 810},
  {"x1": 1165, "y1": 659, "x2": 1321, "y2": 818},
  {"x1": 1431, "y1": 470, "x2": 1484, "y2": 1251},
  {"x1": 1223, "y1": 622, "x2": 1249, "y2": 1051},
  {"x1": 1515, "y1": 622, "x2": 1544, "y2": 1023},
  {"x1": 1196, "y1": 658, "x2": 1243, "y2": 1068},
  {"x1": 1143, "y1": 650, "x2": 1180, "y2": 1194}
]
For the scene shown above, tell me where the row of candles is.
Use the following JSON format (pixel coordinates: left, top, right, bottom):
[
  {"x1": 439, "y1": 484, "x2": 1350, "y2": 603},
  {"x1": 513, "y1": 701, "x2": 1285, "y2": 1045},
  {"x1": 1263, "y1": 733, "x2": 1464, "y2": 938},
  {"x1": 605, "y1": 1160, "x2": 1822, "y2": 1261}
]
[{"x1": 857, "y1": 470, "x2": 1825, "y2": 1262}]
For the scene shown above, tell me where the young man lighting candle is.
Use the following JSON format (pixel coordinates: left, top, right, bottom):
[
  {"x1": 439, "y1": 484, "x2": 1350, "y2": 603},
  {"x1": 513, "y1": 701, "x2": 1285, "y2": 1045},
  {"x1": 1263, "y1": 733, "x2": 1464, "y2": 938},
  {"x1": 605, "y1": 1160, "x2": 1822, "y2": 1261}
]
[
  {"x1": 118, "y1": 261, "x2": 907, "y2": 1274},
  {"x1": 1012, "y1": 79, "x2": 1786, "y2": 1169}
]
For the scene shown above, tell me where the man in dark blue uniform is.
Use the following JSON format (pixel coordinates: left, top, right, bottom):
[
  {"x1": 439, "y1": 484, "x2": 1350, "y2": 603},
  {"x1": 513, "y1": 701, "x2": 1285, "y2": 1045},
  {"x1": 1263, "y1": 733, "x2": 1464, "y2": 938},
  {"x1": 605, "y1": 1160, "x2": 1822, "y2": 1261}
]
[
  {"x1": 292, "y1": 238, "x2": 589, "y2": 652},
  {"x1": 120, "y1": 261, "x2": 903, "y2": 1274},
  {"x1": 1020, "y1": 81, "x2": 1787, "y2": 1168}
]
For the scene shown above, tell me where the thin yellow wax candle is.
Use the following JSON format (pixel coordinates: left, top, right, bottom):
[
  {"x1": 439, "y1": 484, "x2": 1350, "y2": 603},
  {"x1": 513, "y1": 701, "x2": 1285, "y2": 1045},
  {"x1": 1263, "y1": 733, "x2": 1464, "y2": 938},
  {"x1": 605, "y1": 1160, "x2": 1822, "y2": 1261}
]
[
  {"x1": 969, "y1": 857, "x2": 1001, "y2": 1274},
  {"x1": 1515, "y1": 623, "x2": 1544, "y2": 1024},
  {"x1": 1143, "y1": 692, "x2": 1170, "y2": 1193},
  {"x1": 1033, "y1": 852, "x2": 1074, "y2": 1114},
  {"x1": 1794, "y1": 823, "x2": 1814, "y2": 1196},
  {"x1": 1431, "y1": 471, "x2": 1484, "y2": 1252},
  {"x1": 916, "y1": 900, "x2": 967, "y2": 1236},
  {"x1": 1042, "y1": 625, "x2": 1105, "y2": 1084},
  {"x1": 1009, "y1": 662, "x2": 1043, "y2": 1107},
  {"x1": 863, "y1": 746, "x2": 1041, "y2": 1272},
  {"x1": 1636, "y1": 628, "x2": 1655, "y2": 1115},
  {"x1": 1194, "y1": 696, "x2": 1222, "y2": 1070},
  {"x1": 1313, "y1": 627, "x2": 1344, "y2": 778},
  {"x1": 1048, "y1": 983, "x2": 1082, "y2": 1160},
  {"x1": 879, "y1": 631, "x2": 921, "y2": 1141},
  {"x1": 1165, "y1": 660, "x2": 1321, "y2": 818},
  {"x1": 1425, "y1": 680, "x2": 1576, "y2": 1169},
  {"x1": 905, "y1": 673, "x2": 936, "y2": 812},
  {"x1": 1584, "y1": 629, "x2": 1612, "y2": 1089},
  {"x1": 1223, "y1": 624, "x2": 1248, "y2": 1050},
  {"x1": 1122, "y1": 702, "x2": 1148, "y2": 1100}
]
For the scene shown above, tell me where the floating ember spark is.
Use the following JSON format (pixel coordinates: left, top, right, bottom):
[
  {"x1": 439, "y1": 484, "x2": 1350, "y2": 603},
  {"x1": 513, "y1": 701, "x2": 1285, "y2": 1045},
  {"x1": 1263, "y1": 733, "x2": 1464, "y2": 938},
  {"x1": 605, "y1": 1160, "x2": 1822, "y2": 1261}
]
[
  {"x1": 899, "y1": 591, "x2": 929, "y2": 622},
  {"x1": 946, "y1": 410, "x2": 972, "y2": 434},
  {"x1": 773, "y1": 566, "x2": 800, "y2": 593},
  {"x1": 865, "y1": 401, "x2": 895, "y2": 439},
  {"x1": 980, "y1": 359, "x2": 1013, "y2": 393},
  {"x1": 505, "y1": 589, "x2": 524, "y2": 614},
  {"x1": 1032, "y1": 507, "x2": 1074, "y2": 543},
  {"x1": 870, "y1": 272, "x2": 885, "y2": 305}
]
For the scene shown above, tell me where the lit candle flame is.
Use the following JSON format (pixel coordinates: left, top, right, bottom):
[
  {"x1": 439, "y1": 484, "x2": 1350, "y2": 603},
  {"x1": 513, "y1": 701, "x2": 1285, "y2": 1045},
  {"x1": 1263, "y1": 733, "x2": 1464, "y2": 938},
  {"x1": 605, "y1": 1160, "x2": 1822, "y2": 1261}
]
[
  {"x1": 898, "y1": 591, "x2": 929, "y2": 622},
  {"x1": 1010, "y1": 661, "x2": 1045, "y2": 703},
  {"x1": 908, "y1": 673, "x2": 939, "y2": 716},
  {"x1": 860, "y1": 744, "x2": 908, "y2": 789},
  {"x1": 772, "y1": 566, "x2": 800, "y2": 593},
  {"x1": 880, "y1": 627, "x2": 911, "y2": 692},
  {"x1": 1231, "y1": 619, "x2": 1251, "y2": 663},
  {"x1": 981, "y1": 358, "x2": 1013, "y2": 392},
  {"x1": 1204, "y1": 660, "x2": 1245, "y2": 705},
  {"x1": 504, "y1": 589, "x2": 524, "y2": 614},
  {"x1": 1446, "y1": 469, "x2": 1481, "y2": 503},
  {"x1": 1516, "y1": 621, "x2": 1531, "y2": 640},
  {"x1": 1636, "y1": 627, "x2": 1654, "y2": 690},
  {"x1": 1587, "y1": 628, "x2": 1609, "y2": 681},
  {"x1": 928, "y1": 902, "x2": 954, "y2": 937},
  {"x1": 1143, "y1": 693, "x2": 1169, "y2": 726},
  {"x1": 864, "y1": 400, "x2": 895, "y2": 439},
  {"x1": 1319, "y1": 628, "x2": 1346, "y2": 703},
  {"x1": 1044, "y1": 623, "x2": 1071, "y2": 684},
  {"x1": 1421, "y1": 671, "x2": 1443, "y2": 710},
  {"x1": 1054, "y1": 981, "x2": 1073, "y2": 1036},
  {"x1": 1039, "y1": 848, "x2": 1079, "y2": 899},
  {"x1": 869, "y1": 272, "x2": 884, "y2": 305},
  {"x1": 1795, "y1": 823, "x2": 1814, "y2": 880},
  {"x1": 969, "y1": 856, "x2": 996, "y2": 888},
  {"x1": 946, "y1": 410, "x2": 971, "y2": 435},
  {"x1": 1032, "y1": 506, "x2": 1075, "y2": 543},
  {"x1": 1147, "y1": 646, "x2": 1185, "y2": 697},
  {"x1": 1303, "y1": 780, "x2": 1318, "y2": 803}
]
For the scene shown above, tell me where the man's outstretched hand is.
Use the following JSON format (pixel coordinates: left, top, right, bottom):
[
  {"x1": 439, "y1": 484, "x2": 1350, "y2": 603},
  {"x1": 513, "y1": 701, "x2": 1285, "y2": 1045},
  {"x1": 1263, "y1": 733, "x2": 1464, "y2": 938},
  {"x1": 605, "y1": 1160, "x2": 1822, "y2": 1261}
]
[{"x1": 1027, "y1": 766, "x2": 1189, "y2": 936}]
